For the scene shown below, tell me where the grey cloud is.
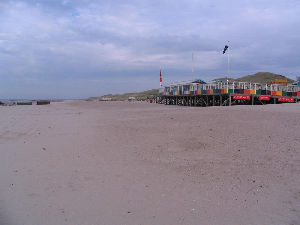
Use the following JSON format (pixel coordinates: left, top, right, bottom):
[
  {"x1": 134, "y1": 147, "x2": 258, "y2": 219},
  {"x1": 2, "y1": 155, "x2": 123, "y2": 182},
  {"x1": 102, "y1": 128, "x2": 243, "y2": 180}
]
[{"x1": 0, "y1": 0, "x2": 300, "y2": 99}]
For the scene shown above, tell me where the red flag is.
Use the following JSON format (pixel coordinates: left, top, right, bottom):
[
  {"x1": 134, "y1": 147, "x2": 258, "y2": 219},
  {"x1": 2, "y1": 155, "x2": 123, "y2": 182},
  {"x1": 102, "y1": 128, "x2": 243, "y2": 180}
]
[{"x1": 160, "y1": 69, "x2": 162, "y2": 82}]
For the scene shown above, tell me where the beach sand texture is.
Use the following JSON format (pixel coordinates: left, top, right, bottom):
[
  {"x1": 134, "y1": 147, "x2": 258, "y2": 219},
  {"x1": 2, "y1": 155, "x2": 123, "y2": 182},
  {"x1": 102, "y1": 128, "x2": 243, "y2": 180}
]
[{"x1": 0, "y1": 101, "x2": 299, "y2": 225}]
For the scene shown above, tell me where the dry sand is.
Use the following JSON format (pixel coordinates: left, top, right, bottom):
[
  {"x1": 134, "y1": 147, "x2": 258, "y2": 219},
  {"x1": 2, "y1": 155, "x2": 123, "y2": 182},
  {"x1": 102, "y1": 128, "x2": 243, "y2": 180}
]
[{"x1": 0, "y1": 101, "x2": 299, "y2": 225}]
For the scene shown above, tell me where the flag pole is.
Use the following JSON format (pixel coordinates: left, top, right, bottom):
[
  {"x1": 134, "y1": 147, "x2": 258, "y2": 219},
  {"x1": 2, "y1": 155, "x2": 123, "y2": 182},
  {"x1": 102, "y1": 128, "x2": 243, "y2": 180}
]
[
  {"x1": 227, "y1": 41, "x2": 230, "y2": 78},
  {"x1": 192, "y1": 52, "x2": 194, "y2": 76}
]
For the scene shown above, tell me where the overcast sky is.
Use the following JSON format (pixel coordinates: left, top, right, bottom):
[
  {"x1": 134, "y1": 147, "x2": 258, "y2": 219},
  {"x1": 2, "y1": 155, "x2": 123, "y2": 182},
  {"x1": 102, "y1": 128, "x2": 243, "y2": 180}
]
[{"x1": 1, "y1": 0, "x2": 300, "y2": 99}]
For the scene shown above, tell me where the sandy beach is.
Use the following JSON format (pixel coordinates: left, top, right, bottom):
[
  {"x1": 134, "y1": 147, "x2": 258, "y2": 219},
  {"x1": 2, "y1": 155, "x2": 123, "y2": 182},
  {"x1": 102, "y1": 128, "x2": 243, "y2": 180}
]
[{"x1": 0, "y1": 101, "x2": 299, "y2": 225}]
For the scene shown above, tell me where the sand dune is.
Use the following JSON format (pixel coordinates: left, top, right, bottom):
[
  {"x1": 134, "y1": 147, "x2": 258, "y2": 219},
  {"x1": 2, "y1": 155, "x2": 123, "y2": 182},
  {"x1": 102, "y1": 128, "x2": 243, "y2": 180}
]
[{"x1": 0, "y1": 101, "x2": 299, "y2": 225}]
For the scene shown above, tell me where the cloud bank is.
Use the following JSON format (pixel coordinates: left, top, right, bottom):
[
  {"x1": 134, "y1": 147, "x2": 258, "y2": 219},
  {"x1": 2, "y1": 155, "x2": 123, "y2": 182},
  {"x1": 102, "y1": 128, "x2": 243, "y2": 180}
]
[{"x1": 0, "y1": 0, "x2": 300, "y2": 98}]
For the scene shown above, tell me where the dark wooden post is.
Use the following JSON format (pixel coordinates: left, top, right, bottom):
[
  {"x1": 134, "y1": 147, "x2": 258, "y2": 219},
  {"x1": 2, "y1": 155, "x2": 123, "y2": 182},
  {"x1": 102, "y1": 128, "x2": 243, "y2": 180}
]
[{"x1": 220, "y1": 95, "x2": 222, "y2": 106}]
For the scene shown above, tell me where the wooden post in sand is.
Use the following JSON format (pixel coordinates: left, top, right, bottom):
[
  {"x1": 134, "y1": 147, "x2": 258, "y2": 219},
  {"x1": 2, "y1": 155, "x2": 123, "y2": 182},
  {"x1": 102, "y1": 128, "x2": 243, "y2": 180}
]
[{"x1": 220, "y1": 95, "x2": 222, "y2": 106}]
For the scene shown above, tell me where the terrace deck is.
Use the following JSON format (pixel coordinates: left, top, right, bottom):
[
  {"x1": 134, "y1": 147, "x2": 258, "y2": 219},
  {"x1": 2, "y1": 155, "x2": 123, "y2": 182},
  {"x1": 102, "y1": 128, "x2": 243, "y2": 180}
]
[{"x1": 156, "y1": 82, "x2": 300, "y2": 106}]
